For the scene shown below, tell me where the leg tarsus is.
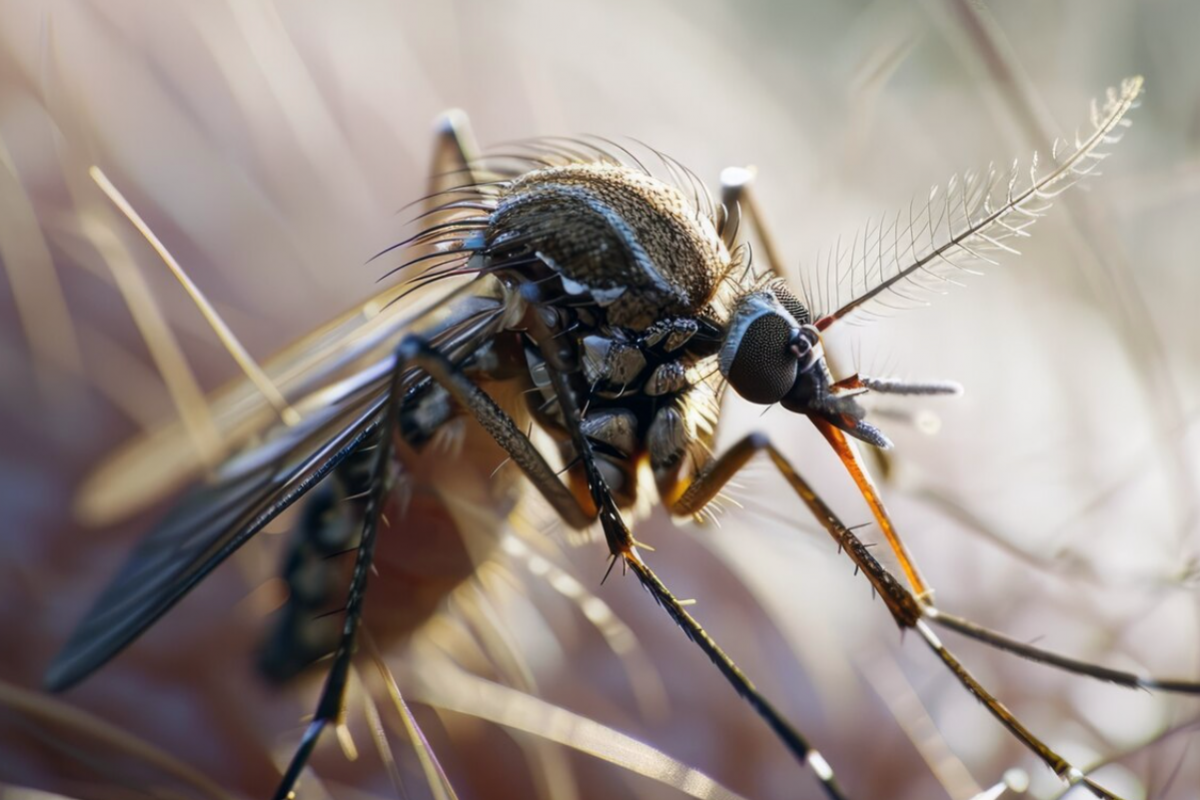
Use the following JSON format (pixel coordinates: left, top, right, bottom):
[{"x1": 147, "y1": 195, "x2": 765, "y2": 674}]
[
  {"x1": 926, "y1": 606, "x2": 1200, "y2": 694},
  {"x1": 273, "y1": 719, "x2": 327, "y2": 800},
  {"x1": 271, "y1": 354, "x2": 404, "y2": 798},
  {"x1": 621, "y1": 552, "x2": 849, "y2": 800},
  {"x1": 676, "y1": 428, "x2": 1141, "y2": 800},
  {"x1": 719, "y1": 166, "x2": 788, "y2": 280},
  {"x1": 536, "y1": 354, "x2": 850, "y2": 797},
  {"x1": 396, "y1": 334, "x2": 594, "y2": 531},
  {"x1": 427, "y1": 110, "x2": 482, "y2": 201}
]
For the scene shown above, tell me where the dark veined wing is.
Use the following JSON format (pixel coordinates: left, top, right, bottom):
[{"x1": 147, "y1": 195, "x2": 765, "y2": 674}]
[
  {"x1": 44, "y1": 393, "x2": 388, "y2": 692},
  {"x1": 74, "y1": 276, "x2": 504, "y2": 528},
  {"x1": 46, "y1": 281, "x2": 514, "y2": 692}
]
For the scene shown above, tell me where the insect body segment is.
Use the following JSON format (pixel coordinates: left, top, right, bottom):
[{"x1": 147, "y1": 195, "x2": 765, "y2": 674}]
[
  {"x1": 423, "y1": 159, "x2": 738, "y2": 517},
  {"x1": 258, "y1": 440, "x2": 390, "y2": 683},
  {"x1": 491, "y1": 163, "x2": 731, "y2": 329}
]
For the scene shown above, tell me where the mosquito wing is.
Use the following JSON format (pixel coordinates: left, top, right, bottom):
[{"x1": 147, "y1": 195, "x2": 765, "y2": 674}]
[
  {"x1": 47, "y1": 279, "x2": 513, "y2": 691},
  {"x1": 45, "y1": 395, "x2": 386, "y2": 692},
  {"x1": 75, "y1": 277, "x2": 502, "y2": 527}
]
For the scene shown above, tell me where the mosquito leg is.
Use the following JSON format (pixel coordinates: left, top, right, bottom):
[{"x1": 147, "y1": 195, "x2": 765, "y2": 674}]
[
  {"x1": 923, "y1": 607, "x2": 1200, "y2": 694},
  {"x1": 396, "y1": 297, "x2": 851, "y2": 796},
  {"x1": 719, "y1": 166, "x2": 787, "y2": 280},
  {"x1": 268, "y1": 118, "x2": 491, "y2": 791},
  {"x1": 426, "y1": 109, "x2": 483, "y2": 204},
  {"x1": 272, "y1": 359, "x2": 409, "y2": 799},
  {"x1": 393, "y1": 336, "x2": 594, "y2": 530},
  {"x1": 403, "y1": 333, "x2": 840, "y2": 774},
  {"x1": 521, "y1": 368, "x2": 851, "y2": 796},
  {"x1": 618, "y1": 552, "x2": 848, "y2": 800},
  {"x1": 814, "y1": 414, "x2": 1199, "y2": 694},
  {"x1": 810, "y1": 416, "x2": 933, "y2": 600},
  {"x1": 915, "y1": 621, "x2": 1119, "y2": 800},
  {"x1": 671, "y1": 431, "x2": 1139, "y2": 800},
  {"x1": 670, "y1": 432, "x2": 922, "y2": 627}
]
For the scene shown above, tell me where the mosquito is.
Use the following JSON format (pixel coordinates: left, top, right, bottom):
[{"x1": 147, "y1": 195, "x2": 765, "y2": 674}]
[{"x1": 43, "y1": 75, "x2": 1197, "y2": 800}]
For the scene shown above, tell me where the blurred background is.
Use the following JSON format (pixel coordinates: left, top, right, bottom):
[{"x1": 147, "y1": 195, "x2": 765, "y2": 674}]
[{"x1": 1, "y1": 1, "x2": 1198, "y2": 799}]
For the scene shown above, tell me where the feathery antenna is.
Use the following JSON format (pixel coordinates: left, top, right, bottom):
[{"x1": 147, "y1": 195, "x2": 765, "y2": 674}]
[{"x1": 814, "y1": 76, "x2": 1144, "y2": 328}]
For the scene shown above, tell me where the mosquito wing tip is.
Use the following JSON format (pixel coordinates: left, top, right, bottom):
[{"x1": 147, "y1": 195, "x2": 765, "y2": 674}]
[
  {"x1": 42, "y1": 656, "x2": 84, "y2": 693},
  {"x1": 44, "y1": 632, "x2": 112, "y2": 693}
]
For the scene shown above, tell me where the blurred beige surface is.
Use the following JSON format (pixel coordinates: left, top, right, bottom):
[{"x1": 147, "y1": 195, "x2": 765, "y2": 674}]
[{"x1": 1, "y1": 1, "x2": 1199, "y2": 799}]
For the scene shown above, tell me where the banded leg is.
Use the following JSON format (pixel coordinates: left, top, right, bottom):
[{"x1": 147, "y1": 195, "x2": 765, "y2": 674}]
[
  {"x1": 398, "y1": 333, "x2": 851, "y2": 800},
  {"x1": 428, "y1": 109, "x2": 483, "y2": 200},
  {"x1": 719, "y1": 166, "x2": 787, "y2": 280},
  {"x1": 672, "y1": 431, "x2": 1200, "y2": 799},
  {"x1": 259, "y1": 445, "x2": 381, "y2": 683},
  {"x1": 272, "y1": 111, "x2": 487, "y2": 798},
  {"x1": 272, "y1": 362, "x2": 404, "y2": 799}
]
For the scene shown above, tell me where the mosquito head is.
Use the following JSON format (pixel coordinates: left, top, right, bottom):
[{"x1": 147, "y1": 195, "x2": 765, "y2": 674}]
[
  {"x1": 720, "y1": 281, "x2": 891, "y2": 448},
  {"x1": 719, "y1": 282, "x2": 815, "y2": 404}
]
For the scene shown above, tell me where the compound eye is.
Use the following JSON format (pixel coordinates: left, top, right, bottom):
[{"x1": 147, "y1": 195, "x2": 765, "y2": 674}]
[{"x1": 719, "y1": 292, "x2": 799, "y2": 405}]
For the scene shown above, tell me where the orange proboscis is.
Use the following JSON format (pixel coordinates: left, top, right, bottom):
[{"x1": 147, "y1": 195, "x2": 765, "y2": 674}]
[{"x1": 811, "y1": 416, "x2": 931, "y2": 601}]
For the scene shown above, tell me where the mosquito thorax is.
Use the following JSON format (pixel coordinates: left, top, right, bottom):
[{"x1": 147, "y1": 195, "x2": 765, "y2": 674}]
[
  {"x1": 487, "y1": 163, "x2": 732, "y2": 330},
  {"x1": 459, "y1": 161, "x2": 745, "y2": 510}
]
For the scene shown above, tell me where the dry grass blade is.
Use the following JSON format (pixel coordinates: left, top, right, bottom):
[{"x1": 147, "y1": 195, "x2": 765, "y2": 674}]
[
  {"x1": 0, "y1": 679, "x2": 234, "y2": 800},
  {"x1": 410, "y1": 656, "x2": 751, "y2": 800}
]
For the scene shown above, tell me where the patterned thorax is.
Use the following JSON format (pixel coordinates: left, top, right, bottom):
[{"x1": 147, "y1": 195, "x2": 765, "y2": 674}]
[
  {"x1": 449, "y1": 162, "x2": 738, "y2": 510},
  {"x1": 488, "y1": 163, "x2": 732, "y2": 330}
]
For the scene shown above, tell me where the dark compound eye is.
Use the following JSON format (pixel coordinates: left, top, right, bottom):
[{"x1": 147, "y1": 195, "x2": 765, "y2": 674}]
[{"x1": 719, "y1": 291, "x2": 800, "y2": 404}]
